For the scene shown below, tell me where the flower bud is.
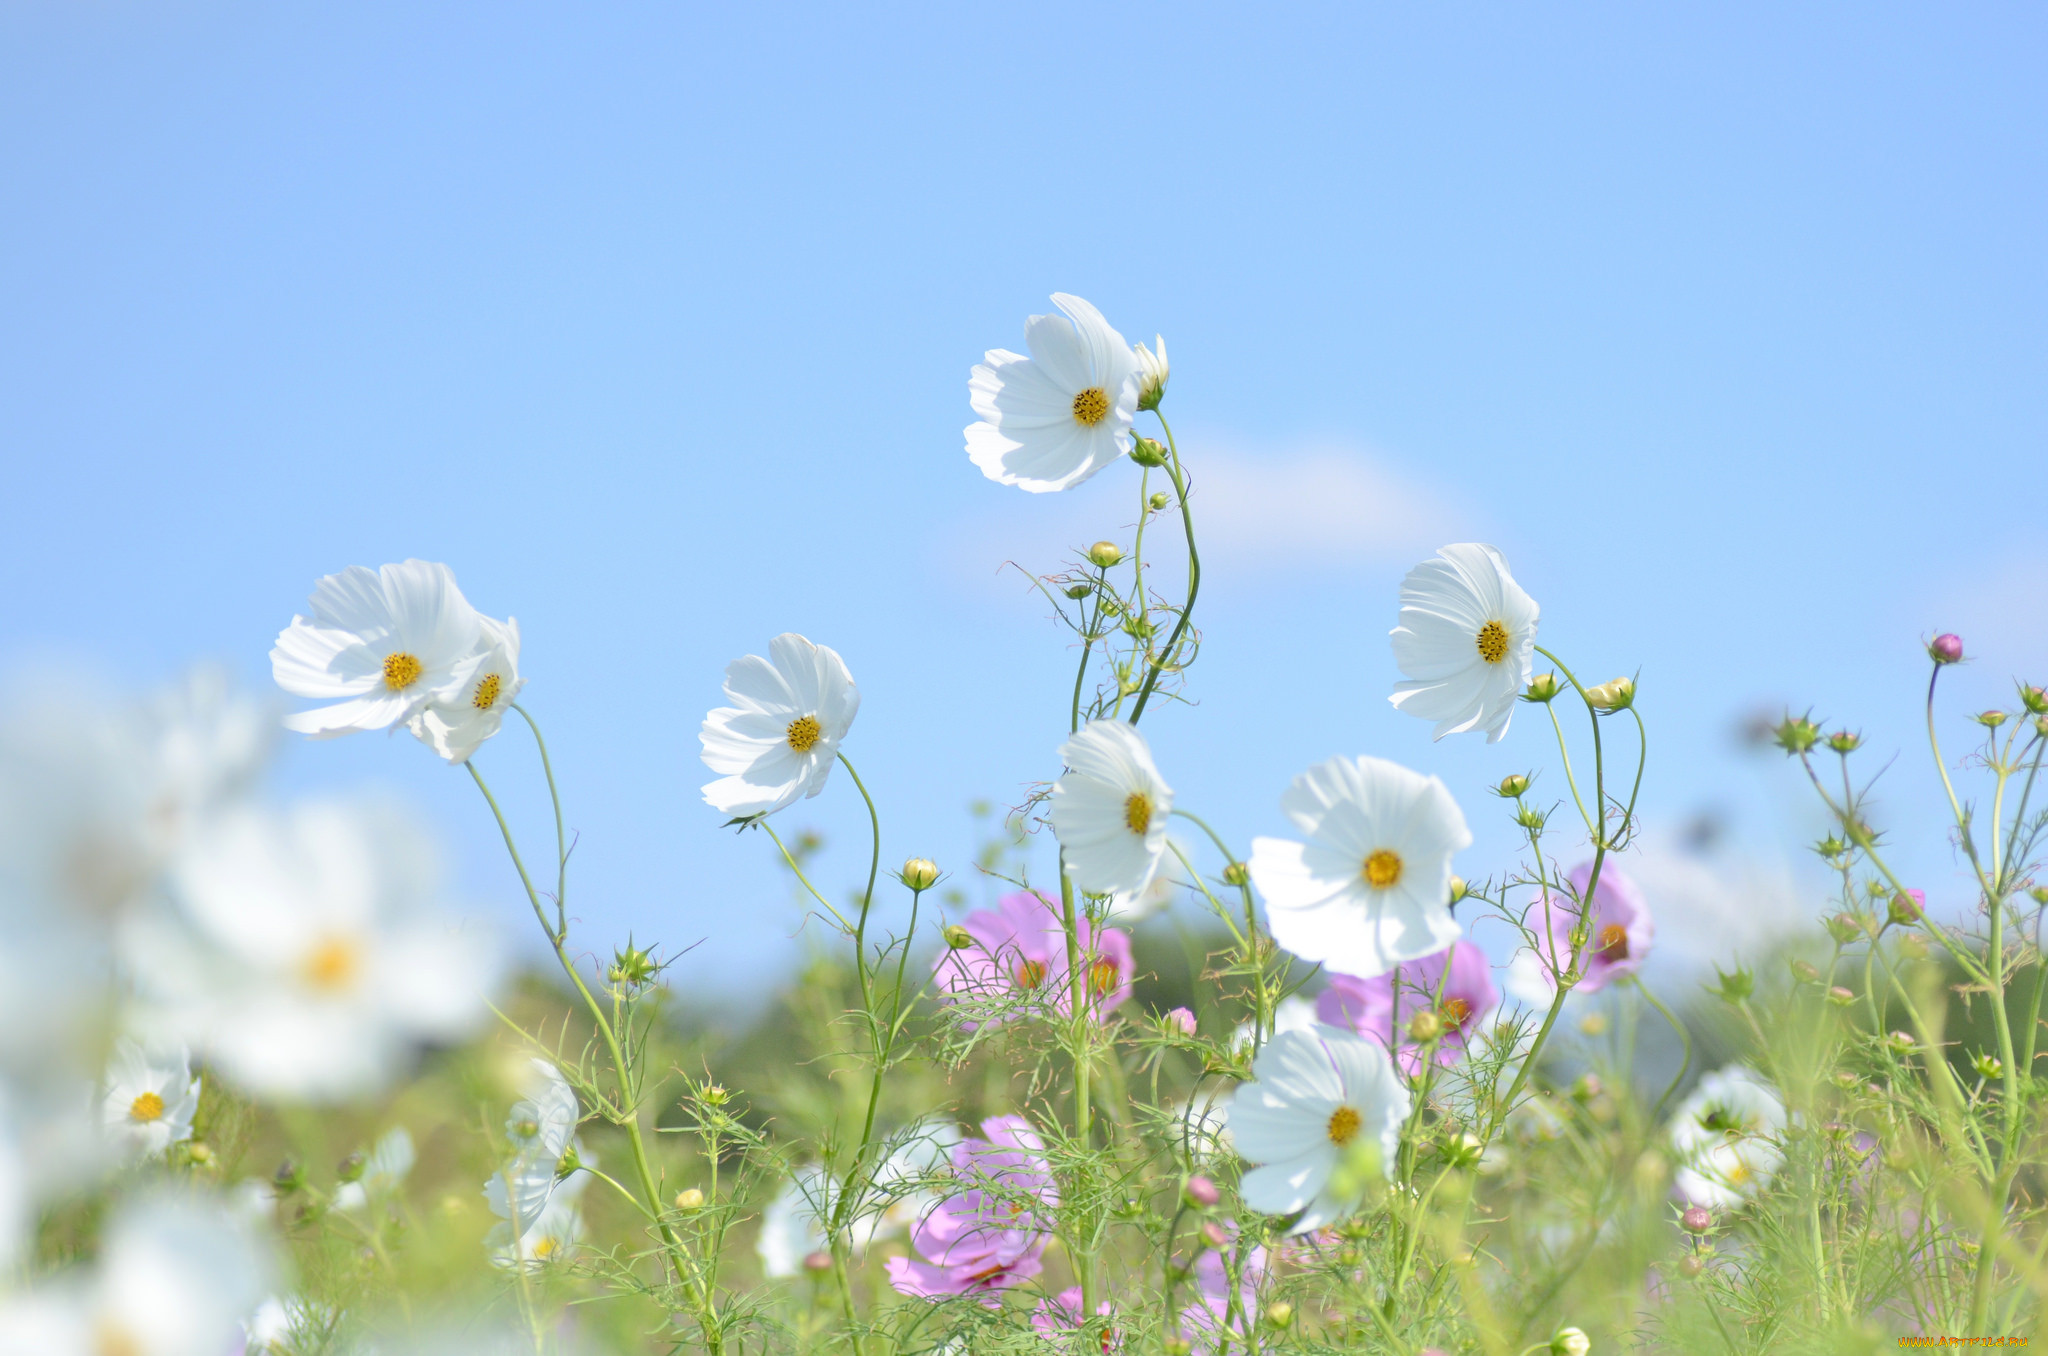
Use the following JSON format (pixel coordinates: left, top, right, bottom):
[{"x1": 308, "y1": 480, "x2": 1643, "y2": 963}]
[
  {"x1": 1974, "y1": 1053, "x2": 2005, "y2": 1080},
  {"x1": 1976, "y1": 710, "x2": 2008, "y2": 729},
  {"x1": 609, "y1": 941, "x2": 659, "y2": 987},
  {"x1": 1164, "y1": 1007, "x2": 1197, "y2": 1038},
  {"x1": 1552, "y1": 1326, "x2": 1592, "y2": 1356},
  {"x1": 1826, "y1": 729, "x2": 1862, "y2": 754},
  {"x1": 1447, "y1": 874, "x2": 1468, "y2": 904},
  {"x1": 1571, "y1": 1074, "x2": 1603, "y2": 1103},
  {"x1": 1678, "y1": 1254, "x2": 1706, "y2": 1279},
  {"x1": 1885, "y1": 1030, "x2": 1916, "y2": 1055},
  {"x1": 1578, "y1": 1012, "x2": 1609, "y2": 1037},
  {"x1": 187, "y1": 1142, "x2": 214, "y2": 1166},
  {"x1": 512, "y1": 1117, "x2": 540, "y2": 1140},
  {"x1": 1929, "y1": 633, "x2": 1964, "y2": 664},
  {"x1": 2021, "y1": 684, "x2": 2048, "y2": 715},
  {"x1": 273, "y1": 1159, "x2": 303, "y2": 1195},
  {"x1": 1583, "y1": 677, "x2": 1635, "y2": 712},
  {"x1": 1711, "y1": 964, "x2": 1754, "y2": 1003},
  {"x1": 1264, "y1": 1302, "x2": 1295, "y2": 1330},
  {"x1": 1149, "y1": 491, "x2": 1171, "y2": 511},
  {"x1": 1164, "y1": 1341, "x2": 1192, "y2": 1356},
  {"x1": 700, "y1": 1084, "x2": 730, "y2": 1107},
  {"x1": 1184, "y1": 1174, "x2": 1220, "y2": 1208},
  {"x1": 1825, "y1": 913, "x2": 1861, "y2": 944},
  {"x1": 803, "y1": 1249, "x2": 834, "y2": 1273},
  {"x1": 1888, "y1": 889, "x2": 1924, "y2": 927},
  {"x1": 336, "y1": 1152, "x2": 367, "y2": 1184},
  {"x1": 1497, "y1": 773, "x2": 1531, "y2": 798},
  {"x1": 1774, "y1": 714, "x2": 1823, "y2": 755},
  {"x1": 1199, "y1": 1220, "x2": 1229, "y2": 1249},
  {"x1": 1086, "y1": 541, "x2": 1124, "y2": 569},
  {"x1": 1065, "y1": 583, "x2": 1092, "y2": 599},
  {"x1": 943, "y1": 923, "x2": 975, "y2": 950},
  {"x1": 1523, "y1": 673, "x2": 1561, "y2": 703},
  {"x1": 555, "y1": 1143, "x2": 583, "y2": 1177},
  {"x1": 1408, "y1": 1008, "x2": 1443, "y2": 1043},
  {"x1": 1681, "y1": 1205, "x2": 1713, "y2": 1235},
  {"x1": 1129, "y1": 435, "x2": 1169, "y2": 467},
  {"x1": 674, "y1": 1188, "x2": 705, "y2": 1211},
  {"x1": 1135, "y1": 337, "x2": 1169, "y2": 411},
  {"x1": 1221, "y1": 861, "x2": 1250, "y2": 888},
  {"x1": 1790, "y1": 959, "x2": 1819, "y2": 983},
  {"x1": 1826, "y1": 985, "x2": 1855, "y2": 1006},
  {"x1": 901, "y1": 857, "x2": 940, "y2": 891}
]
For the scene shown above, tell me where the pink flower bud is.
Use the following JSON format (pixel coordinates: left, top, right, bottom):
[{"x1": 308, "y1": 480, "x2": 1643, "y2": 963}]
[
  {"x1": 1165, "y1": 1006, "x2": 1197, "y2": 1037},
  {"x1": 1184, "y1": 1174, "x2": 1219, "y2": 1208},
  {"x1": 1199, "y1": 1221, "x2": 1228, "y2": 1249},
  {"x1": 1929, "y1": 633, "x2": 1964, "y2": 664},
  {"x1": 1889, "y1": 889, "x2": 1924, "y2": 926},
  {"x1": 1681, "y1": 1205, "x2": 1712, "y2": 1234},
  {"x1": 803, "y1": 1250, "x2": 833, "y2": 1273}
]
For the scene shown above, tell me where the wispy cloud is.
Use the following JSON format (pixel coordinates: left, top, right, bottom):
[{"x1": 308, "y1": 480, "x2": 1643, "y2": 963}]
[{"x1": 933, "y1": 437, "x2": 1475, "y2": 593}]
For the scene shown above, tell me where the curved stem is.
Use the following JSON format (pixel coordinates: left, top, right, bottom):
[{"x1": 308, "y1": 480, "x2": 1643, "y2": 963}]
[
  {"x1": 511, "y1": 703, "x2": 568, "y2": 936},
  {"x1": 1129, "y1": 411, "x2": 1200, "y2": 724},
  {"x1": 1634, "y1": 976, "x2": 1693, "y2": 1123}
]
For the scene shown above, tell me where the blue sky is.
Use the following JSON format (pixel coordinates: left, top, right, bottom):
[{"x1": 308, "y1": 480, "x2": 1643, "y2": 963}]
[{"x1": 3, "y1": 3, "x2": 2043, "y2": 1002}]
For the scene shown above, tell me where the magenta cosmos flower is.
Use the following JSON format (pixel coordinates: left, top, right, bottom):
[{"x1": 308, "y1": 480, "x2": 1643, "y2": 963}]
[
  {"x1": 1317, "y1": 940, "x2": 1499, "y2": 1074},
  {"x1": 933, "y1": 890, "x2": 1134, "y2": 1023},
  {"x1": 1528, "y1": 861, "x2": 1654, "y2": 993},
  {"x1": 885, "y1": 1115, "x2": 1059, "y2": 1304}
]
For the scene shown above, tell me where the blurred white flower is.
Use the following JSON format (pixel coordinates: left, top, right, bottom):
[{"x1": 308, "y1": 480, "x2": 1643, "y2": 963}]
[
  {"x1": 1230, "y1": 994, "x2": 1319, "y2": 1053},
  {"x1": 1049, "y1": 720, "x2": 1174, "y2": 900},
  {"x1": 124, "y1": 800, "x2": 499, "y2": 1101},
  {"x1": 486, "y1": 1060, "x2": 581, "y2": 1250},
  {"x1": 1225, "y1": 1025, "x2": 1409, "y2": 1234},
  {"x1": 98, "y1": 1037, "x2": 201, "y2": 1162},
  {"x1": 241, "y1": 1294, "x2": 337, "y2": 1355},
  {"x1": 271, "y1": 560, "x2": 485, "y2": 739},
  {"x1": 1670, "y1": 1065, "x2": 1787, "y2": 1208},
  {"x1": 333, "y1": 1126, "x2": 416, "y2": 1213},
  {"x1": 409, "y1": 616, "x2": 526, "y2": 765},
  {"x1": 699, "y1": 634, "x2": 860, "y2": 818},
  {"x1": 489, "y1": 1150, "x2": 591, "y2": 1270},
  {"x1": 0, "y1": 1190, "x2": 273, "y2": 1356},
  {"x1": 966, "y1": 293, "x2": 1144, "y2": 493},
  {"x1": 1250, "y1": 756, "x2": 1471, "y2": 979},
  {"x1": 1388, "y1": 544, "x2": 1539, "y2": 743},
  {"x1": 757, "y1": 1166, "x2": 830, "y2": 1279},
  {"x1": 759, "y1": 1121, "x2": 962, "y2": 1278}
]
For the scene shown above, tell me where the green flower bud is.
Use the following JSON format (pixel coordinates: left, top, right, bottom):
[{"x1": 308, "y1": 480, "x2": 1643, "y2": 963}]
[
  {"x1": 1064, "y1": 583, "x2": 1092, "y2": 599},
  {"x1": 1264, "y1": 1302, "x2": 1295, "y2": 1330},
  {"x1": 1149, "y1": 491, "x2": 1171, "y2": 510},
  {"x1": 1086, "y1": 541, "x2": 1124, "y2": 569},
  {"x1": 1974, "y1": 1053, "x2": 2005, "y2": 1080},
  {"x1": 1885, "y1": 1031, "x2": 1917, "y2": 1055},
  {"x1": 1826, "y1": 729, "x2": 1862, "y2": 754},
  {"x1": 609, "y1": 941, "x2": 659, "y2": 987},
  {"x1": 336, "y1": 1152, "x2": 366, "y2": 1184},
  {"x1": 901, "y1": 857, "x2": 940, "y2": 891},
  {"x1": 943, "y1": 924, "x2": 975, "y2": 950},
  {"x1": 1775, "y1": 713, "x2": 1823, "y2": 755},
  {"x1": 1975, "y1": 710, "x2": 2008, "y2": 729},
  {"x1": 674, "y1": 1188, "x2": 705, "y2": 1211},
  {"x1": 1448, "y1": 874, "x2": 1469, "y2": 903},
  {"x1": 1790, "y1": 958, "x2": 1819, "y2": 983},
  {"x1": 1583, "y1": 676, "x2": 1635, "y2": 711},
  {"x1": 1221, "y1": 862, "x2": 1250, "y2": 888},
  {"x1": 1523, "y1": 673, "x2": 1562, "y2": 703},
  {"x1": 1497, "y1": 774, "x2": 1531, "y2": 798},
  {"x1": 1129, "y1": 436, "x2": 1169, "y2": 468},
  {"x1": 700, "y1": 1084, "x2": 730, "y2": 1107},
  {"x1": 1552, "y1": 1325, "x2": 1592, "y2": 1356},
  {"x1": 273, "y1": 1159, "x2": 303, "y2": 1194},
  {"x1": 1889, "y1": 890, "x2": 1924, "y2": 927},
  {"x1": 1711, "y1": 964, "x2": 1754, "y2": 1004},
  {"x1": 1826, "y1": 985, "x2": 1855, "y2": 1006},
  {"x1": 1825, "y1": 913, "x2": 1862, "y2": 944},
  {"x1": 1408, "y1": 1008, "x2": 1443, "y2": 1043},
  {"x1": 2020, "y1": 684, "x2": 2048, "y2": 715}
]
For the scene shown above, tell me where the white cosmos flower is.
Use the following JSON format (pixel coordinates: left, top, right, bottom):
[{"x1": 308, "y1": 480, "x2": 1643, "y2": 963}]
[
  {"x1": 699, "y1": 634, "x2": 860, "y2": 818},
  {"x1": 333, "y1": 1126, "x2": 416, "y2": 1213},
  {"x1": 1389, "y1": 544, "x2": 1539, "y2": 743},
  {"x1": 1670, "y1": 1065, "x2": 1787, "y2": 1208},
  {"x1": 489, "y1": 1149, "x2": 591, "y2": 1270},
  {"x1": 271, "y1": 560, "x2": 485, "y2": 739},
  {"x1": 1049, "y1": 720, "x2": 1173, "y2": 899},
  {"x1": 966, "y1": 293, "x2": 1145, "y2": 493},
  {"x1": 408, "y1": 615, "x2": 525, "y2": 765},
  {"x1": 99, "y1": 1038, "x2": 202, "y2": 1161},
  {"x1": 1229, "y1": 994, "x2": 1319, "y2": 1053},
  {"x1": 1249, "y1": 756, "x2": 1471, "y2": 979},
  {"x1": 123, "y1": 801, "x2": 499, "y2": 1102},
  {"x1": 758, "y1": 1121, "x2": 962, "y2": 1278},
  {"x1": 0, "y1": 1191, "x2": 273, "y2": 1356},
  {"x1": 1135, "y1": 334, "x2": 1169, "y2": 411},
  {"x1": 757, "y1": 1166, "x2": 830, "y2": 1279},
  {"x1": 486, "y1": 1060, "x2": 581, "y2": 1247},
  {"x1": 1224, "y1": 1025, "x2": 1409, "y2": 1234}
]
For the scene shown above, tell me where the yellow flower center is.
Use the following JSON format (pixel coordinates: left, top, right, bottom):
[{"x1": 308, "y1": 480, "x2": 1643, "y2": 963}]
[
  {"x1": 533, "y1": 1235, "x2": 561, "y2": 1259},
  {"x1": 1014, "y1": 959, "x2": 1048, "y2": 991},
  {"x1": 96, "y1": 1323, "x2": 145, "y2": 1356},
  {"x1": 1362, "y1": 849, "x2": 1403, "y2": 889},
  {"x1": 1597, "y1": 923, "x2": 1630, "y2": 962},
  {"x1": 1725, "y1": 1159, "x2": 1751, "y2": 1184},
  {"x1": 1327, "y1": 1106, "x2": 1362, "y2": 1146},
  {"x1": 301, "y1": 935, "x2": 363, "y2": 993},
  {"x1": 1475, "y1": 620, "x2": 1510, "y2": 664},
  {"x1": 128, "y1": 1091, "x2": 166, "y2": 1123},
  {"x1": 473, "y1": 672, "x2": 503, "y2": 710},
  {"x1": 382, "y1": 651, "x2": 424, "y2": 689},
  {"x1": 1071, "y1": 386, "x2": 1110, "y2": 426},
  {"x1": 786, "y1": 715, "x2": 822, "y2": 753},
  {"x1": 1439, "y1": 997, "x2": 1473, "y2": 1030},
  {"x1": 1090, "y1": 957, "x2": 1121, "y2": 996},
  {"x1": 1124, "y1": 792, "x2": 1152, "y2": 835}
]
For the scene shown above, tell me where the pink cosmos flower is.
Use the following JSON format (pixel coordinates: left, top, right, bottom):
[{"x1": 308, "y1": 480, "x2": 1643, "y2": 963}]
[
  {"x1": 884, "y1": 1115, "x2": 1059, "y2": 1304},
  {"x1": 1179, "y1": 1241, "x2": 1267, "y2": 1355},
  {"x1": 1031, "y1": 1287, "x2": 1119, "y2": 1351},
  {"x1": 933, "y1": 890, "x2": 1134, "y2": 1024},
  {"x1": 1317, "y1": 940, "x2": 1499, "y2": 1074},
  {"x1": 1527, "y1": 861, "x2": 1654, "y2": 993}
]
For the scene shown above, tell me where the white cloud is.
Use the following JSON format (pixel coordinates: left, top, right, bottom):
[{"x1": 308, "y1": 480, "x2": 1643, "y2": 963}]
[{"x1": 933, "y1": 438, "x2": 1472, "y2": 591}]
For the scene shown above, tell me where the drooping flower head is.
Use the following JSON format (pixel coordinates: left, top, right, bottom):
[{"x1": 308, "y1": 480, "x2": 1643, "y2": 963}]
[
  {"x1": 125, "y1": 801, "x2": 499, "y2": 1102},
  {"x1": 966, "y1": 294, "x2": 1145, "y2": 493},
  {"x1": 1670, "y1": 1065, "x2": 1787, "y2": 1209},
  {"x1": 1250, "y1": 755, "x2": 1472, "y2": 979},
  {"x1": 1389, "y1": 544, "x2": 1539, "y2": 743},
  {"x1": 699, "y1": 633, "x2": 860, "y2": 818},
  {"x1": 98, "y1": 1037, "x2": 202, "y2": 1161},
  {"x1": 1224, "y1": 1024, "x2": 1410, "y2": 1234},
  {"x1": 408, "y1": 615, "x2": 525, "y2": 765},
  {"x1": 272, "y1": 560, "x2": 486, "y2": 739},
  {"x1": 933, "y1": 890, "x2": 1134, "y2": 1024},
  {"x1": 1049, "y1": 720, "x2": 1174, "y2": 902},
  {"x1": 1521, "y1": 861, "x2": 1654, "y2": 995},
  {"x1": 884, "y1": 1115, "x2": 1059, "y2": 1303},
  {"x1": 1317, "y1": 940, "x2": 1500, "y2": 1074}
]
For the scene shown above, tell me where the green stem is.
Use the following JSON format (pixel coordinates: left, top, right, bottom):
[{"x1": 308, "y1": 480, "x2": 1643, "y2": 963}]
[
  {"x1": 1058, "y1": 861, "x2": 1096, "y2": 1317},
  {"x1": 1129, "y1": 411, "x2": 1199, "y2": 724}
]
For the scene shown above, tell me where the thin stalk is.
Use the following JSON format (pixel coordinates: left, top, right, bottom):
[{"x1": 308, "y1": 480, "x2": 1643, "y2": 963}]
[
  {"x1": 1129, "y1": 411, "x2": 1199, "y2": 724},
  {"x1": 1058, "y1": 862, "x2": 1096, "y2": 1317}
]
